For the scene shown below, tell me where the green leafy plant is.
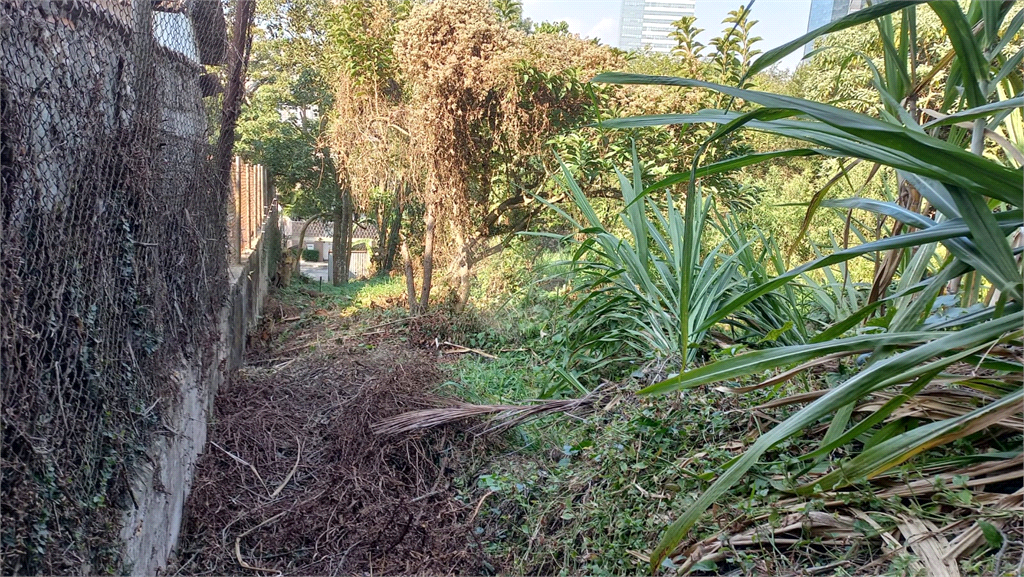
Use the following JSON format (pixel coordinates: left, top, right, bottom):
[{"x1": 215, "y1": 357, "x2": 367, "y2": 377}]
[
  {"x1": 593, "y1": 0, "x2": 1023, "y2": 569},
  {"x1": 541, "y1": 148, "x2": 750, "y2": 385}
]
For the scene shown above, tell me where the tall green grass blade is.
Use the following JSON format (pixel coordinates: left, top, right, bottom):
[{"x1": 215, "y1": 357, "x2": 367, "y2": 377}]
[
  {"x1": 799, "y1": 387, "x2": 1024, "y2": 493},
  {"x1": 647, "y1": 314, "x2": 1019, "y2": 570},
  {"x1": 992, "y1": 47, "x2": 1024, "y2": 88},
  {"x1": 929, "y1": 1, "x2": 988, "y2": 107},
  {"x1": 643, "y1": 149, "x2": 826, "y2": 195},
  {"x1": 639, "y1": 331, "x2": 936, "y2": 395},
  {"x1": 809, "y1": 301, "x2": 884, "y2": 343},
  {"x1": 693, "y1": 215, "x2": 1018, "y2": 336},
  {"x1": 991, "y1": 8, "x2": 1023, "y2": 58},
  {"x1": 946, "y1": 185, "x2": 1023, "y2": 299},
  {"x1": 743, "y1": 0, "x2": 926, "y2": 80},
  {"x1": 921, "y1": 97, "x2": 1024, "y2": 128},
  {"x1": 588, "y1": 94, "x2": 1021, "y2": 203}
]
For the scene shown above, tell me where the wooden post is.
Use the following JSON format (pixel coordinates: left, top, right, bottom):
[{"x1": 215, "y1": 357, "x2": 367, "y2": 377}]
[{"x1": 215, "y1": 0, "x2": 256, "y2": 260}]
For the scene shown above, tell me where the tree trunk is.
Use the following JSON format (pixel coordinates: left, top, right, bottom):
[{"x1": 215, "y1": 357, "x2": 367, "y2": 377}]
[
  {"x1": 454, "y1": 227, "x2": 472, "y2": 313},
  {"x1": 342, "y1": 188, "x2": 354, "y2": 281},
  {"x1": 372, "y1": 206, "x2": 388, "y2": 275},
  {"x1": 401, "y1": 234, "x2": 417, "y2": 313},
  {"x1": 382, "y1": 203, "x2": 402, "y2": 274},
  {"x1": 295, "y1": 212, "x2": 330, "y2": 275},
  {"x1": 331, "y1": 185, "x2": 355, "y2": 286},
  {"x1": 418, "y1": 201, "x2": 436, "y2": 311},
  {"x1": 331, "y1": 202, "x2": 345, "y2": 286}
]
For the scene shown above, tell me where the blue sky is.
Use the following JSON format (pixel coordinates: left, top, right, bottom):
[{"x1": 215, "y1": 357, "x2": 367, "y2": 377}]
[{"x1": 522, "y1": 0, "x2": 813, "y2": 71}]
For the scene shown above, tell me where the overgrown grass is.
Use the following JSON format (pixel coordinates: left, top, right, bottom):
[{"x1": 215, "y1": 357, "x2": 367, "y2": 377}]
[
  {"x1": 438, "y1": 353, "x2": 544, "y2": 405},
  {"x1": 444, "y1": 343, "x2": 1021, "y2": 576},
  {"x1": 458, "y1": 388, "x2": 748, "y2": 575},
  {"x1": 277, "y1": 274, "x2": 408, "y2": 314}
]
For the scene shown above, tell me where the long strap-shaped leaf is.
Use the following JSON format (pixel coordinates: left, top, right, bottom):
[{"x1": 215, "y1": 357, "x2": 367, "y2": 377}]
[
  {"x1": 922, "y1": 97, "x2": 1024, "y2": 128},
  {"x1": 640, "y1": 331, "x2": 934, "y2": 395},
  {"x1": 822, "y1": 195, "x2": 1024, "y2": 299},
  {"x1": 642, "y1": 149, "x2": 832, "y2": 195},
  {"x1": 798, "y1": 386, "x2": 1024, "y2": 494},
  {"x1": 587, "y1": 93, "x2": 1022, "y2": 203},
  {"x1": 645, "y1": 314, "x2": 1019, "y2": 570},
  {"x1": 929, "y1": 1, "x2": 989, "y2": 107},
  {"x1": 744, "y1": 0, "x2": 927, "y2": 79},
  {"x1": 688, "y1": 211, "x2": 1021, "y2": 336}
]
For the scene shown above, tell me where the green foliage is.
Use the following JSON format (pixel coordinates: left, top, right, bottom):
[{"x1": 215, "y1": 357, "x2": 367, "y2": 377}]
[
  {"x1": 669, "y1": 16, "x2": 704, "y2": 63},
  {"x1": 301, "y1": 248, "x2": 320, "y2": 262},
  {"x1": 462, "y1": 394, "x2": 746, "y2": 575},
  {"x1": 546, "y1": 151, "x2": 752, "y2": 383},
  {"x1": 329, "y1": 0, "x2": 405, "y2": 92},
  {"x1": 533, "y1": 20, "x2": 570, "y2": 35},
  {"x1": 594, "y1": 2, "x2": 1024, "y2": 568},
  {"x1": 279, "y1": 273, "x2": 408, "y2": 316},
  {"x1": 225, "y1": 2, "x2": 1024, "y2": 570},
  {"x1": 491, "y1": 0, "x2": 526, "y2": 31},
  {"x1": 240, "y1": 0, "x2": 341, "y2": 218},
  {"x1": 708, "y1": 6, "x2": 762, "y2": 88}
]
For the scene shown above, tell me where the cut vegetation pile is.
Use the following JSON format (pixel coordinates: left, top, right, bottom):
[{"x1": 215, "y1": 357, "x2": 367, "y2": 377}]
[
  {"x1": 177, "y1": 282, "x2": 1023, "y2": 576},
  {"x1": 175, "y1": 294, "x2": 491, "y2": 575}
]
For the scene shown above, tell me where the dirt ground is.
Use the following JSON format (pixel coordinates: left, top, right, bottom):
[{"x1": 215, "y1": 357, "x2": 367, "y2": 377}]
[
  {"x1": 169, "y1": 289, "x2": 1024, "y2": 576},
  {"x1": 172, "y1": 296, "x2": 493, "y2": 575}
]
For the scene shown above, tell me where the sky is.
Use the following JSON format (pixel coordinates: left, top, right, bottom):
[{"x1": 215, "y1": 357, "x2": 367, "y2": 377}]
[{"x1": 522, "y1": 0, "x2": 813, "y2": 71}]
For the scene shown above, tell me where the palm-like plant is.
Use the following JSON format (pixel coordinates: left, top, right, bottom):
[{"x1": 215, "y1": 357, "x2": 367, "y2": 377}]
[
  {"x1": 543, "y1": 150, "x2": 745, "y2": 383},
  {"x1": 593, "y1": 0, "x2": 1023, "y2": 569}
]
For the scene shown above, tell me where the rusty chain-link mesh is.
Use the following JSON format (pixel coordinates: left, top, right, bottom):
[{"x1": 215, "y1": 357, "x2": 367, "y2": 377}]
[{"x1": 1, "y1": 1, "x2": 250, "y2": 573}]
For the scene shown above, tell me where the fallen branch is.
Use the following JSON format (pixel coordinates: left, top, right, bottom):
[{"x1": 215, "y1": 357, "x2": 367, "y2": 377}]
[
  {"x1": 234, "y1": 511, "x2": 288, "y2": 575},
  {"x1": 440, "y1": 341, "x2": 498, "y2": 359},
  {"x1": 212, "y1": 441, "x2": 268, "y2": 494},
  {"x1": 269, "y1": 437, "x2": 302, "y2": 499},
  {"x1": 372, "y1": 383, "x2": 619, "y2": 436},
  {"x1": 469, "y1": 490, "x2": 495, "y2": 524}
]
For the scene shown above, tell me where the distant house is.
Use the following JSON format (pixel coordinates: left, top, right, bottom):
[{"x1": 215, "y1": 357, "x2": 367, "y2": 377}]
[{"x1": 281, "y1": 217, "x2": 378, "y2": 277}]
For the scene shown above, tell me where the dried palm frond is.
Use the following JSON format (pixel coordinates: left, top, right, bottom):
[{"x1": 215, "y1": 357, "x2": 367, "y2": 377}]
[
  {"x1": 774, "y1": 453, "x2": 1023, "y2": 508},
  {"x1": 372, "y1": 384, "x2": 623, "y2": 436},
  {"x1": 668, "y1": 511, "x2": 861, "y2": 575},
  {"x1": 943, "y1": 488, "x2": 1023, "y2": 562}
]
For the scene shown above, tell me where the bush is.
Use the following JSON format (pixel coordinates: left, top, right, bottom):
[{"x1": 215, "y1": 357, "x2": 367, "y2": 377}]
[{"x1": 301, "y1": 248, "x2": 320, "y2": 262}]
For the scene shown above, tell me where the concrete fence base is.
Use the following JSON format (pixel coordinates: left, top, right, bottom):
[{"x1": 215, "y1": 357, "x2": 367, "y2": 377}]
[{"x1": 119, "y1": 205, "x2": 278, "y2": 576}]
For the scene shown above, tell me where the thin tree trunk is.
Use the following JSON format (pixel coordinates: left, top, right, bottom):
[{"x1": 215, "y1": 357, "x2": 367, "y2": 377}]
[
  {"x1": 419, "y1": 201, "x2": 436, "y2": 311},
  {"x1": 383, "y1": 203, "x2": 402, "y2": 273},
  {"x1": 331, "y1": 201, "x2": 344, "y2": 286},
  {"x1": 373, "y1": 205, "x2": 388, "y2": 275},
  {"x1": 454, "y1": 227, "x2": 472, "y2": 313},
  {"x1": 295, "y1": 212, "x2": 330, "y2": 275},
  {"x1": 342, "y1": 188, "x2": 354, "y2": 281},
  {"x1": 331, "y1": 185, "x2": 354, "y2": 286},
  {"x1": 401, "y1": 235, "x2": 417, "y2": 313}
]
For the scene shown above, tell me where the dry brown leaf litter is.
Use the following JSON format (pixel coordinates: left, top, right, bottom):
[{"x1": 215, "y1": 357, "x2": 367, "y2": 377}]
[{"x1": 175, "y1": 316, "x2": 492, "y2": 575}]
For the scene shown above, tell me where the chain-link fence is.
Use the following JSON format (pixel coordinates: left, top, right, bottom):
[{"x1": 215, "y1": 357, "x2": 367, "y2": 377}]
[{"x1": 1, "y1": 1, "x2": 253, "y2": 573}]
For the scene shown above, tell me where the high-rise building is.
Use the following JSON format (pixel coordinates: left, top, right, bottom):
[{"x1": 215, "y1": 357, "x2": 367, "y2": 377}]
[
  {"x1": 803, "y1": 0, "x2": 864, "y2": 55},
  {"x1": 619, "y1": 0, "x2": 696, "y2": 54}
]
